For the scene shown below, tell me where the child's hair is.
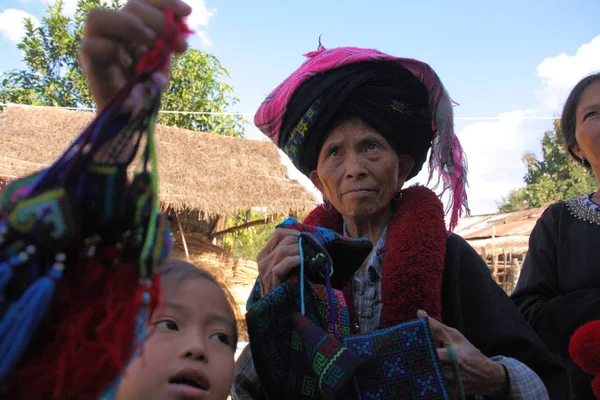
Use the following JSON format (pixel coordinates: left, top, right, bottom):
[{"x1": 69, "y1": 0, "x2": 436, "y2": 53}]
[{"x1": 159, "y1": 258, "x2": 239, "y2": 350}]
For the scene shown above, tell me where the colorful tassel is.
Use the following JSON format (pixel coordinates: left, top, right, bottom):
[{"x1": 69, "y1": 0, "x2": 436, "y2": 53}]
[{"x1": 0, "y1": 262, "x2": 63, "y2": 380}]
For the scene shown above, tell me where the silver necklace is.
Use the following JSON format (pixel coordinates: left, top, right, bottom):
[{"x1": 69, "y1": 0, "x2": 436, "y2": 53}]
[{"x1": 565, "y1": 195, "x2": 600, "y2": 226}]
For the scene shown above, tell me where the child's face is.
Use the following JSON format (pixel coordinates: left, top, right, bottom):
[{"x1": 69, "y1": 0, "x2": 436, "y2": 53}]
[{"x1": 115, "y1": 277, "x2": 236, "y2": 400}]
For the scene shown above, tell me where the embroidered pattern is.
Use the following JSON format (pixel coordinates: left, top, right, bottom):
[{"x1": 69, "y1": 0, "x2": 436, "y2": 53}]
[
  {"x1": 389, "y1": 100, "x2": 430, "y2": 118},
  {"x1": 282, "y1": 100, "x2": 322, "y2": 163},
  {"x1": 314, "y1": 284, "x2": 351, "y2": 337},
  {"x1": 343, "y1": 319, "x2": 450, "y2": 399},
  {"x1": 246, "y1": 277, "x2": 363, "y2": 399}
]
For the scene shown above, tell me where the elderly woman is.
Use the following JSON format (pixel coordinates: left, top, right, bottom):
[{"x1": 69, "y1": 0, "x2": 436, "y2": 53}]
[
  {"x1": 511, "y1": 72, "x2": 600, "y2": 399},
  {"x1": 232, "y1": 48, "x2": 567, "y2": 399},
  {"x1": 77, "y1": 1, "x2": 566, "y2": 397}
]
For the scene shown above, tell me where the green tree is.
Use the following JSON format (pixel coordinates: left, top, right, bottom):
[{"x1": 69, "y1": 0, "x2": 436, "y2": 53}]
[
  {"x1": 220, "y1": 210, "x2": 309, "y2": 260},
  {"x1": 221, "y1": 210, "x2": 280, "y2": 260},
  {"x1": 0, "y1": 0, "x2": 244, "y2": 137},
  {"x1": 498, "y1": 120, "x2": 597, "y2": 211},
  {"x1": 497, "y1": 187, "x2": 528, "y2": 212}
]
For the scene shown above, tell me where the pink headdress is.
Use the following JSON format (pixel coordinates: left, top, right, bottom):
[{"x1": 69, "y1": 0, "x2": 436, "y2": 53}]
[{"x1": 255, "y1": 46, "x2": 469, "y2": 231}]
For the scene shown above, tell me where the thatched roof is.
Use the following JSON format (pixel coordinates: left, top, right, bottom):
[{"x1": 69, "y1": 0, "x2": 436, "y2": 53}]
[{"x1": 0, "y1": 107, "x2": 317, "y2": 216}]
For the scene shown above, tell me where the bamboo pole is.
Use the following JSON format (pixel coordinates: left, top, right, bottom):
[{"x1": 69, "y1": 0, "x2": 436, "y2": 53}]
[
  {"x1": 208, "y1": 218, "x2": 270, "y2": 239},
  {"x1": 175, "y1": 214, "x2": 190, "y2": 261}
]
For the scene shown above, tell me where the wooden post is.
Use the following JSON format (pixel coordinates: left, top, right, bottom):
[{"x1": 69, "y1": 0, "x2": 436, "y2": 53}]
[
  {"x1": 513, "y1": 257, "x2": 523, "y2": 289},
  {"x1": 492, "y1": 226, "x2": 498, "y2": 281},
  {"x1": 175, "y1": 214, "x2": 190, "y2": 261}
]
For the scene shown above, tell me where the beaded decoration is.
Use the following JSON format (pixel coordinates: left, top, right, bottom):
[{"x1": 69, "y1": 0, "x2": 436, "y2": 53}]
[{"x1": 565, "y1": 194, "x2": 600, "y2": 226}]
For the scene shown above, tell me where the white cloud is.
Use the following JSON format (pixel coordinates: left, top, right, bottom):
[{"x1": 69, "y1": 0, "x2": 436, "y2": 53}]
[
  {"x1": 195, "y1": 30, "x2": 212, "y2": 48},
  {"x1": 407, "y1": 110, "x2": 540, "y2": 215},
  {"x1": 456, "y1": 110, "x2": 540, "y2": 214},
  {"x1": 186, "y1": 0, "x2": 216, "y2": 28},
  {"x1": 536, "y1": 34, "x2": 600, "y2": 112},
  {"x1": 185, "y1": 0, "x2": 216, "y2": 48},
  {"x1": 0, "y1": 9, "x2": 39, "y2": 43},
  {"x1": 456, "y1": 34, "x2": 600, "y2": 215}
]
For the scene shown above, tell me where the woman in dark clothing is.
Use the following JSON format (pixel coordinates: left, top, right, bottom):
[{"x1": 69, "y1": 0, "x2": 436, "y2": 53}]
[
  {"x1": 512, "y1": 72, "x2": 600, "y2": 399},
  {"x1": 232, "y1": 46, "x2": 567, "y2": 399}
]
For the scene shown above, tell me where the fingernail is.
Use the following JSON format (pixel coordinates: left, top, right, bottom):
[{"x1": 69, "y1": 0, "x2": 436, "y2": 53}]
[
  {"x1": 124, "y1": 83, "x2": 145, "y2": 116},
  {"x1": 152, "y1": 72, "x2": 168, "y2": 91},
  {"x1": 174, "y1": 37, "x2": 188, "y2": 54},
  {"x1": 417, "y1": 310, "x2": 428, "y2": 318},
  {"x1": 143, "y1": 27, "x2": 156, "y2": 40},
  {"x1": 176, "y1": 0, "x2": 192, "y2": 14}
]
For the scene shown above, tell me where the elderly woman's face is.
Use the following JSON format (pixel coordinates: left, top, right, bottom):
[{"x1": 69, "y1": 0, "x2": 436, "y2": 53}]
[{"x1": 309, "y1": 118, "x2": 413, "y2": 220}]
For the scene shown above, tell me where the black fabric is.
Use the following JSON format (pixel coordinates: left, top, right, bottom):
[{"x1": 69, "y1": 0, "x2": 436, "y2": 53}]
[
  {"x1": 442, "y1": 233, "x2": 568, "y2": 399},
  {"x1": 279, "y1": 61, "x2": 434, "y2": 177},
  {"x1": 300, "y1": 234, "x2": 373, "y2": 290},
  {"x1": 275, "y1": 218, "x2": 373, "y2": 290},
  {"x1": 511, "y1": 202, "x2": 600, "y2": 399}
]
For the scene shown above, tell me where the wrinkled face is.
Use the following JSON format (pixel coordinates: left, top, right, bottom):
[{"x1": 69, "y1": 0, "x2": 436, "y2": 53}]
[
  {"x1": 574, "y1": 80, "x2": 600, "y2": 175},
  {"x1": 309, "y1": 118, "x2": 413, "y2": 220},
  {"x1": 114, "y1": 277, "x2": 236, "y2": 400}
]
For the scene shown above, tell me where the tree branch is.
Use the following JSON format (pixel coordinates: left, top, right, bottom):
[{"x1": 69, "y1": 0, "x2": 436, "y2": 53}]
[{"x1": 208, "y1": 218, "x2": 270, "y2": 239}]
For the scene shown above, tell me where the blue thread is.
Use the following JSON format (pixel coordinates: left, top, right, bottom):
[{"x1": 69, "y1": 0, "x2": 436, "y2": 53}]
[
  {"x1": 0, "y1": 262, "x2": 12, "y2": 291},
  {"x1": 0, "y1": 264, "x2": 63, "y2": 381},
  {"x1": 298, "y1": 236, "x2": 305, "y2": 315}
]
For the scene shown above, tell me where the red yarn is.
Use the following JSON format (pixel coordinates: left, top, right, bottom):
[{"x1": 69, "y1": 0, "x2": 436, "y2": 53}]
[
  {"x1": 593, "y1": 375, "x2": 600, "y2": 400},
  {"x1": 570, "y1": 320, "x2": 600, "y2": 376},
  {"x1": 7, "y1": 249, "x2": 161, "y2": 399},
  {"x1": 569, "y1": 320, "x2": 600, "y2": 399},
  {"x1": 136, "y1": 10, "x2": 192, "y2": 74}
]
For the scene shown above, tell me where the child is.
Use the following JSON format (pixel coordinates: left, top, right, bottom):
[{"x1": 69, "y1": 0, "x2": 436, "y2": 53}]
[{"x1": 114, "y1": 258, "x2": 239, "y2": 400}]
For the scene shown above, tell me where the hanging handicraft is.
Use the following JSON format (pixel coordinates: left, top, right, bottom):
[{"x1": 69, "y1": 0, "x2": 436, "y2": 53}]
[{"x1": 0, "y1": 10, "x2": 189, "y2": 399}]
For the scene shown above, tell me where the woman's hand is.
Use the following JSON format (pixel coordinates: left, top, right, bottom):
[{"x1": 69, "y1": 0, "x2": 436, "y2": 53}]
[
  {"x1": 257, "y1": 228, "x2": 302, "y2": 297},
  {"x1": 417, "y1": 310, "x2": 509, "y2": 399},
  {"x1": 80, "y1": 0, "x2": 192, "y2": 111}
]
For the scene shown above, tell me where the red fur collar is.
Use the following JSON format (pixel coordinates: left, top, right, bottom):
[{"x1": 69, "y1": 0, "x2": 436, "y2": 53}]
[{"x1": 303, "y1": 185, "x2": 447, "y2": 325}]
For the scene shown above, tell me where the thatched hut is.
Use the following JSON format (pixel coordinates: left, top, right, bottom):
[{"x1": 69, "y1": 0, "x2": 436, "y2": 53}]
[
  {"x1": 0, "y1": 106, "x2": 316, "y2": 216},
  {"x1": 0, "y1": 106, "x2": 318, "y2": 319},
  {"x1": 455, "y1": 206, "x2": 548, "y2": 294}
]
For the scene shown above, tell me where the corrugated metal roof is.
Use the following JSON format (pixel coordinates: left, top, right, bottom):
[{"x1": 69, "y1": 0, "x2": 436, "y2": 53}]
[{"x1": 456, "y1": 206, "x2": 549, "y2": 240}]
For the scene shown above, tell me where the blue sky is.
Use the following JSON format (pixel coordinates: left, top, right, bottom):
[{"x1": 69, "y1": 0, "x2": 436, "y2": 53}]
[{"x1": 1, "y1": 0, "x2": 600, "y2": 214}]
